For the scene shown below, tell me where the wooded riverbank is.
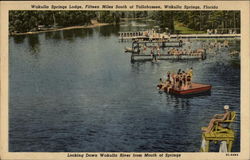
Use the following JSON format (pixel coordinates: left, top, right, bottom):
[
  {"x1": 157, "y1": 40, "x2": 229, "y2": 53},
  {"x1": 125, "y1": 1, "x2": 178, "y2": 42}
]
[{"x1": 10, "y1": 20, "x2": 109, "y2": 36}]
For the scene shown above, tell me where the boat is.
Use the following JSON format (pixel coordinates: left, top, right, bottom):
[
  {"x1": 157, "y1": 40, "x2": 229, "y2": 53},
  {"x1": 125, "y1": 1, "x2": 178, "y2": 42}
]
[{"x1": 159, "y1": 82, "x2": 212, "y2": 95}]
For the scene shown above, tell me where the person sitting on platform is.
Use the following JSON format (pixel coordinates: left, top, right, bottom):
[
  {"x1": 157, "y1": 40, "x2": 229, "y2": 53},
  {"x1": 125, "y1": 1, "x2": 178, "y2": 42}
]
[
  {"x1": 157, "y1": 78, "x2": 164, "y2": 90},
  {"x1": 202, "y1": 105, "x2": 231, "y2": 133},
  {"x1": 165, "y1": 80, "x2": 173, "y2": 93},
  {"x1": 166, "y1": 71, "x2": 171, "y2": 81},
  {"x1": 171, "y1": 72, "x2": 176, "y2": 87}
]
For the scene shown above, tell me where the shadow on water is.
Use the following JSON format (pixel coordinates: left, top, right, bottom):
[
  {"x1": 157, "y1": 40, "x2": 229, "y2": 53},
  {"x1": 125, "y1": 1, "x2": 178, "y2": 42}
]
[
  {"x1": 97, "y1": 24, "x2": 120, "y2": 37},
  {"x1": 27, "y1": 34, "x2": 40, "y2": 56},
  {"x1": 13, "y1": 35, "x2": 26, "y2": 44},
  {"x1": 61, "y1": 28, "x2": 94, "y2": 41},
  {"x1": 62, "y1": 30, "x2": 75, "y2": 42},
  {"x1": 45, "y1": 31, "x2": 62, "y2": 41}
]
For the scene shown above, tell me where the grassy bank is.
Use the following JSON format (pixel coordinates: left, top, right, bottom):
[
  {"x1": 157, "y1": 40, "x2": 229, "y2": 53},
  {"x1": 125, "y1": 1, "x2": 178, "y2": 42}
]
[{"x1": 174, "y1": 21, "x2": 205, "y2": 34}]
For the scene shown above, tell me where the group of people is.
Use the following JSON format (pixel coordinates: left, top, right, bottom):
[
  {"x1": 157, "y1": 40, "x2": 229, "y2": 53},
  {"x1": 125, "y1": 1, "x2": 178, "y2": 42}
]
[
  {"x1": 167, "y1": 48, "x2": 205, "y2": 57},
  {"x1": 136, "y1": 45, "x2": 205, "y2": 62},
  {"x1": 157, "y1": 68, "x2": 193, "y2": 92},
  {"x1": 206, "y1": 40, "x2": 229, "y2": 49}
]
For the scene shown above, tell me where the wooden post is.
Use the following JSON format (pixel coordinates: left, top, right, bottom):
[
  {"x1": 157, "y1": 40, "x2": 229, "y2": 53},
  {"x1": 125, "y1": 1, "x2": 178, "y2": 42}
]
[
  {"x1": 131, "y1": 54, "x2": 134, "y2": 62},
  {"x1": 227, "y1": 141, "x2": 233, "y2": 152},
  {"x1": 205, "y1": 140, "x2": 210, "y2": 152}
]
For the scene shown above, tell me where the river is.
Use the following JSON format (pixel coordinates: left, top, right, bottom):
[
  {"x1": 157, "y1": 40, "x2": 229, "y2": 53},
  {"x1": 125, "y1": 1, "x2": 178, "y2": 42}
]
[{"x1": 9, "y1": 20, "x2": 240, "y2": 152}]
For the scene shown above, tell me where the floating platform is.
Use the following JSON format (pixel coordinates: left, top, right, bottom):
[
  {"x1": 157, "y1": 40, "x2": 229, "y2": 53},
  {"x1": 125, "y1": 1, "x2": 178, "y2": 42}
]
[
  {"x1": 163, "y1": 83, "x2": 212, "y2": 95},
  {"x1": 131, "y1": 53, "x2": 206, "y2": 62}
]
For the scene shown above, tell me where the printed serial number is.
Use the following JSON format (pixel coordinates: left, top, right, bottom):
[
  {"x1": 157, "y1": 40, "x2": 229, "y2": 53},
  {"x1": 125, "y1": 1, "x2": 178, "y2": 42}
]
[{"x1": 226, "y1": 153, "x2": 239, "y2": 156}]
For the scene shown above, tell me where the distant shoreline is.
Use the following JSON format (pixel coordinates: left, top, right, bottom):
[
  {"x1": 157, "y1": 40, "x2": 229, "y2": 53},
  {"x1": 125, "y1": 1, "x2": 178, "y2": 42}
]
[{"x1": 10, "y1": 22, "x2": 110, "y2": 36}]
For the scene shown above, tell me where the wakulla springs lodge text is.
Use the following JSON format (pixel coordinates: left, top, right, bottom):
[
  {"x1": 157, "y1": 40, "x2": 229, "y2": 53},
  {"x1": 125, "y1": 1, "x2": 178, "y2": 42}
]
[{"x1": 30, "y1": 4, "x2": 218, "y2": 10}]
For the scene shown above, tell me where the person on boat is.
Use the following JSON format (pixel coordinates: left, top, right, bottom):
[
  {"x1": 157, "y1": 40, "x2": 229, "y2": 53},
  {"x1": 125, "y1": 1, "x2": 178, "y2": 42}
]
[{"x1": 202, "y1": 105, "x2": 231, "y2": 133}]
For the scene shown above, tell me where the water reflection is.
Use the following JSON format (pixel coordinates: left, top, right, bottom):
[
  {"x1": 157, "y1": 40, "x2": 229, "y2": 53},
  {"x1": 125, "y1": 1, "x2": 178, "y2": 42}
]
[
  {"x1": 45, "y1": 32, "x2": 53, "y2": 40},
  {"x1": 13, "y1": 35, "x2": 25, "y2": 44},
  {"x1": 27, "y1": 34, "x2": 40, "y2": 56},
  {"x1": 9, "y1": 22, "x2": 240, "y2": 152},
  {"x1": 51, "y1": 31, "x2": 62, "y2": 40},
  {"x1": 98, "y1": 24, "x2": 120, "y2": 37}
]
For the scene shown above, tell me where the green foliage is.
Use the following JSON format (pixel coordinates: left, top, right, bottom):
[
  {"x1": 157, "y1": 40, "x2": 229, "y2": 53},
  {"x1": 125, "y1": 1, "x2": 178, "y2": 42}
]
[
  {"x1": 150, "y1": 11, "x2": 175, "y2": 32},
  {"x1": 9, "y1": 11, "x2": 116, "y2": 33},
  {"x1": 96, "y1": 11, "x2": 120, "y2": 24},
  {"x1": 9, "y1": 11, "x2": 240, "y2": 34},
  {"x1": 174, "y1": 11, "x2": 240, "y2": 33}
]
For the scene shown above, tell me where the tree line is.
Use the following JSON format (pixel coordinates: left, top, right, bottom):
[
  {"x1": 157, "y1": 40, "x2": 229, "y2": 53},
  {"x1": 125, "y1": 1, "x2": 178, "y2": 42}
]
[
  {"x1": 150, "y1": 11, "x2": 240, "y2": 33},
  {"x1": 9, "y1": 11, "x2": 121, "y2": 33},
  {"x1": 9, "y1": 11, "x2": 240, "y2": 34}
]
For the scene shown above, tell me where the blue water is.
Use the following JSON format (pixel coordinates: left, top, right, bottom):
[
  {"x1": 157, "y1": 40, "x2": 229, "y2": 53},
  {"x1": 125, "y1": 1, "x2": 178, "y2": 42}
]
[{"x1": 9, "y1": 21, "x2": 240, "y2": 152}]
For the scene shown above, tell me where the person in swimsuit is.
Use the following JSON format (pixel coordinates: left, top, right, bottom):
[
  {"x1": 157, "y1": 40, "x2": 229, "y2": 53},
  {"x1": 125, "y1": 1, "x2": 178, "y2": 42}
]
[
  {"x1": 177, "y1": 69, "x2": 182, "y2": 74},
  {"x1": 166, "y1": 71, "x2": 171, "y2": 81},
  {"x1": 178, "y1": 73, "x2": 183, "y2": 90},
  {"x1": 157, "y1": 78, "x2": 164, "y2": 90},
  {"x1": 175, "y1": 74, "x2": 180, "y2": 89},
  {"x1": 157, "y1": 46, "x2": 160, "y2": 56},
  {"x1": 202, "y1": 105, "x2": 231, "y2": 133},
  {"x1": 186, "y1": 73, "x2": 192, "y2": 88},
  {"x1": 165, "y1": 80, "x2": 173, "y2": 93},
  {"x1": 187, "y1": 67, "x2": 193, "y2": 78},
  {"x1": 151, "y1": 47, "x2": 158, "y2": 62},
  {"x1": 182, "y1": 71, "x2": 186, "y2": 89},
  {"x1": 169, "y1": 72, "x2": 175, "y2": 88}
]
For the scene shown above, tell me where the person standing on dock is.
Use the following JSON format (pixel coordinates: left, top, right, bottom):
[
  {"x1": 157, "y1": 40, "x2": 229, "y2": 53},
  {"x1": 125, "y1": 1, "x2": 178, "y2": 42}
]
[
  {"x1": 151, "y1": 47, "x2": 158, "y2": 62},
  {"x1": 157, "y1": 45, "x2": 160, "y2": 56}
]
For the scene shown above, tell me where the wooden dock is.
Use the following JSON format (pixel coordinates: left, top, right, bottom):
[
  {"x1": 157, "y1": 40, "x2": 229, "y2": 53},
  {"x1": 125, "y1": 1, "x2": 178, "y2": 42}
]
[
  {"x1": 118, "y1": 31, "x2": 240, "y2": 41},
  {"x1": 170, "y1": 33, "x2": 240, "y2": 39}
]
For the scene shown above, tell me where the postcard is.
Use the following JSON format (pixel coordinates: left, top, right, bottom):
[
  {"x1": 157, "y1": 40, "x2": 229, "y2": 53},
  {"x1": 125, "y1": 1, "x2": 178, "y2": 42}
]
[{"x1": 0, "y1": 0, "x2": 249, "y2": 160}]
